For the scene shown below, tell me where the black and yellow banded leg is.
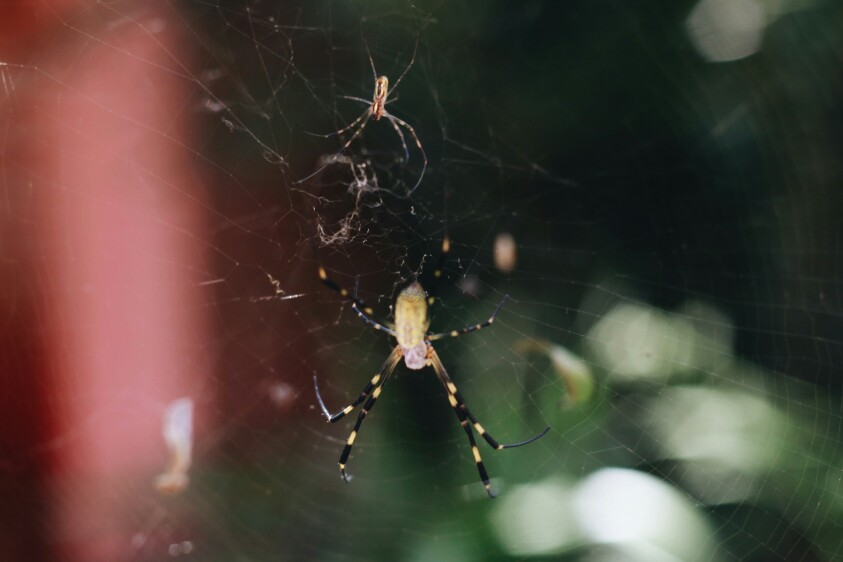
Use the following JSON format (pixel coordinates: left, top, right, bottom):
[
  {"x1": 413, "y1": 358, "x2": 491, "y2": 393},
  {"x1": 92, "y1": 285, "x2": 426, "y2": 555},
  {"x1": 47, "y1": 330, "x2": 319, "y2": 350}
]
[
  {"x1": 314, "y1": 374, "x2": 378, "y2": 423},
  {"x1": 318, "y1": 267, "x2": 372, "y2": 312},
  {"x1": 314, "y1": 347, "x2": 402, "y2": 423},
  {"x1": 450, "y1": 386, "x2": 496, "y2": 497},
  {"x1": 318, "y1": 266, "x2": 397, "y2": 335},
  {"x1": 447, "y1": 380, "x2": 549, "y2": 450},
  {"x1": 429, "y1": 349, "x2": 548, "y2": 492},
  {"x1": 427, "y1": 294, "x2": 509, "y2": 341},
  {"x1": 352, "y1": 302, "x2": 397, "y2": 336},
  {"x1": 319, "y1": 266, "x2": 374, "y2": 308},
  {"x1": 338, "y1": 381, "x2": 388, "y2": 482},
  {"x1": 428, "y1": 350, "x2": 496, "y2": 497}
]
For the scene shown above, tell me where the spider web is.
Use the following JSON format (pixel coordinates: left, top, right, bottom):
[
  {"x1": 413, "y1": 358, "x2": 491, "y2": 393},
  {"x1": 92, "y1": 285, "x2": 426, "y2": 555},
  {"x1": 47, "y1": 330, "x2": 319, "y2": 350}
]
[{"x1": 1, "y1": 0, "x2": 842, "y2": 561}]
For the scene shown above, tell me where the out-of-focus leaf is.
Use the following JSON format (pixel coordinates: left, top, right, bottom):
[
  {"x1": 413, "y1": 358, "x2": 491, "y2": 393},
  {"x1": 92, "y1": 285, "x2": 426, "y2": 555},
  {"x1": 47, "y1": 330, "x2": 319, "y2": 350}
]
[{"x1": 516, "y1": 339, "x2": 594, "y2": 407}]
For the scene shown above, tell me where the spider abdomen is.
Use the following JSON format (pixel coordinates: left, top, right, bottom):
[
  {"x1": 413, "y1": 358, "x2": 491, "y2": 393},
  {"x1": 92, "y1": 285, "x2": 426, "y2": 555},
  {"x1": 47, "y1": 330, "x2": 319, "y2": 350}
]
[{"x1": 394, "y1": 282, "x2": 429, "y2": 368}]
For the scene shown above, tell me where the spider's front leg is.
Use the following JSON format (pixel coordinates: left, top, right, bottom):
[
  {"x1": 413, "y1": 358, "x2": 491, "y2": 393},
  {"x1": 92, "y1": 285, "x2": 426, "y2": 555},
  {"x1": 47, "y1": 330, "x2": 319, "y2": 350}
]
[
  {"x1": 314, "y1": 347, "x2": 402, "y2": 423},
  {"x1": 317, "y1": 267, "x2": 397, "y2": 336},
  {"x1": 336, "y1": 346, "x2": 402, "y2": 482},
  {"x1": 313, "y1": 346, "x2": 403, "y2": 482}
]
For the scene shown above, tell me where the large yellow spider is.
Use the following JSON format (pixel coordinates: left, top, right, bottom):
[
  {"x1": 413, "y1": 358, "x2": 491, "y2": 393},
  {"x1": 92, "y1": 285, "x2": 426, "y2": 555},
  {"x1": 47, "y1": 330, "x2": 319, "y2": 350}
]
[{"x1": 313, "y1": 237, "x2": 549, "y2": 498}]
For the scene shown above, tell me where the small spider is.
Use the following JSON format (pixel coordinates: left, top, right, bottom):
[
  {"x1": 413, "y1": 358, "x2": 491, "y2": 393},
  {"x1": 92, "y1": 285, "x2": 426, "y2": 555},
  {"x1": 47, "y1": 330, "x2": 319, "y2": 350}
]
[
  {"x1": 314, "y1": 237, "x2": 549, "y2": 498},
  {"x1": 296, "y1": 38, "x2": 428, "y2": 194}
]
